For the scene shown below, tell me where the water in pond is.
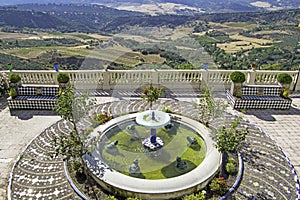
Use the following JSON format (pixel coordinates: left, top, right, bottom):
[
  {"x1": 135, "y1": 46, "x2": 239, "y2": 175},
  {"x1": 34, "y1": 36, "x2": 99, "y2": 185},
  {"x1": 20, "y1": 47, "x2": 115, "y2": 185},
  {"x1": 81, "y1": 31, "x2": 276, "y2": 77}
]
[{"x1": 95, "y1": 120, "x2": 206, "y2": 179}]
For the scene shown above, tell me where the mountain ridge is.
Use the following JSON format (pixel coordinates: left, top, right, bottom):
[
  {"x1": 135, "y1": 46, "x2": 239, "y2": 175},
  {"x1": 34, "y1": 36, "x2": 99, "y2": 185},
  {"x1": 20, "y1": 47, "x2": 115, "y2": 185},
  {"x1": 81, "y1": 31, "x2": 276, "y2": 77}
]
[{"x1": 0, "y1": 0, "x2": 299, "y2": 14}]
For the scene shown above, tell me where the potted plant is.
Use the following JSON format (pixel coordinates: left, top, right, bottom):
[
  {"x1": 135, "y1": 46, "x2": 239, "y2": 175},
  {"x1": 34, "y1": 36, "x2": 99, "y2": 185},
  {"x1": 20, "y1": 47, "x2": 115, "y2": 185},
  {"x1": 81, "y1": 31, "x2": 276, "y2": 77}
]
[
  {"x1": 277, "y1": 73, "x2": 292, "y2": 98},
  {"x1": 230, "y1": 71, "x2": 246, "y2": 97},
  {"x1": 57, "y1": 73, "x2": 70, "y2": 88},
  {"x1": 9, "y1": 74, "x2": 21, "y2": 88},
  {"x1": 277, "y1": 73, "x2": 292, "y2": 89}
]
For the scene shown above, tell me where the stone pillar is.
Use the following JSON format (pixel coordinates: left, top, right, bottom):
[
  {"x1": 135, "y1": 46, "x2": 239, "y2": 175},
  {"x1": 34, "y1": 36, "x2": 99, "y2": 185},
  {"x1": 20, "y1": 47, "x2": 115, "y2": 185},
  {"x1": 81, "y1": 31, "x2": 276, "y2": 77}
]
[
  {"x1": 151, "y1": 70, "x2": 159, "y2": 85},
  {"x1": 247, "y1": 70, "x2": 256, "y2": 85},
  {"x1": 201, "y1": 70, "x2": 209, "y2": 91},
  {"x1": 103, "y1": 70, "x2": 110, "y2": 90}
]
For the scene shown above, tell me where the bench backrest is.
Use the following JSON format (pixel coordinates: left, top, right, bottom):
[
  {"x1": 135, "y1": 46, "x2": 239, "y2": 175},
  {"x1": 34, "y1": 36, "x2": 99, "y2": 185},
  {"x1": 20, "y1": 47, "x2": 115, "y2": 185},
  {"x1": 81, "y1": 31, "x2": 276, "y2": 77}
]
[
  {"x1": 17, "y1": 84, "x2": 59, "y2": 96},
  {"x1": 242, "y1": 84, "x2": 281, "y2": 96}
]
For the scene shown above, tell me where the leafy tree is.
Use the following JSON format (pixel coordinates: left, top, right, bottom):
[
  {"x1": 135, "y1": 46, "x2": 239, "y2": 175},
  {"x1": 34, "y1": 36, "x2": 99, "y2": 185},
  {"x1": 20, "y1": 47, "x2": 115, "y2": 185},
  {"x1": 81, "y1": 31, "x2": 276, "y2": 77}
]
[{"x1": 53, "y1": 85, "x2": 96, "y2": 169}]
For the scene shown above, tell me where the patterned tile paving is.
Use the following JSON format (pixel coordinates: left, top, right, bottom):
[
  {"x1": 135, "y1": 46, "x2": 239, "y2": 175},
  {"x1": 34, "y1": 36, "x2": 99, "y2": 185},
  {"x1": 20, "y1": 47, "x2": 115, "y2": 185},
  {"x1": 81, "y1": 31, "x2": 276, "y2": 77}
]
[{"x1": 8, "y1": 99, "x2": 300, "y2": 200}]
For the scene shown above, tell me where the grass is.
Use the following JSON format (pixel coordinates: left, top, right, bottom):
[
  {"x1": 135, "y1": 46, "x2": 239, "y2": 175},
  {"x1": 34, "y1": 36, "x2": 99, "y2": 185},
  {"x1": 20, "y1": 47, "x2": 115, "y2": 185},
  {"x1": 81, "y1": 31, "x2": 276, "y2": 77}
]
[
  {"x1": 100, "y1": 122, "x2": 206, "y2": 179},
  {"x1": 223, "y1": 22, "x2": 257, "y2": 29}
]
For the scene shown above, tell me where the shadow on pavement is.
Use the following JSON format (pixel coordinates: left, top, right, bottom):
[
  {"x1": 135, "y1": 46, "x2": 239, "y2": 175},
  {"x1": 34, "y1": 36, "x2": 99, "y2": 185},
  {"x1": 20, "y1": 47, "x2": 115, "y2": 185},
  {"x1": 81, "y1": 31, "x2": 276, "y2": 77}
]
[
  {"x1": 244, "y1": 106, "x2": 300, "y2": 121},
  {"x1": 9, "y1": 109, "x2": 57, "y2": 120},
  {"x1": 0, "y1": 97, "x2": 8, "y2": 112}
]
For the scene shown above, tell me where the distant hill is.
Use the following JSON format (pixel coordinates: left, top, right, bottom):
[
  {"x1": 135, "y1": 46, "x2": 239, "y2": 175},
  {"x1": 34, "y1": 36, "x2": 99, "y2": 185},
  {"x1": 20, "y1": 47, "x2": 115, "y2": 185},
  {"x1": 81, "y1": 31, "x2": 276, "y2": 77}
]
[
  {"x1": 1, "y1": 4, "x2": 300, "y2": 33},
  {"x1": 0, "y1": 9, "x2": 68, "y2": 29},
  {"x1": 0, "y1": 4, "x2": 146, "y2": 33},
  {"x1": 0, "y1": 0, "x2": 299, "y2": 13}
]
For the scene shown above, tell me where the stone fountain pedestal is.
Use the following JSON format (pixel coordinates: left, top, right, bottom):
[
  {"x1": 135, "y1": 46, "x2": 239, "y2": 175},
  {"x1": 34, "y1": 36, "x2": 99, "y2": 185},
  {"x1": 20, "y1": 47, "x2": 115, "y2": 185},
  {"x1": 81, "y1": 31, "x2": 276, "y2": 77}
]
[{"x1": 136, "y1": 110, "x2": 170, "y2": 150}]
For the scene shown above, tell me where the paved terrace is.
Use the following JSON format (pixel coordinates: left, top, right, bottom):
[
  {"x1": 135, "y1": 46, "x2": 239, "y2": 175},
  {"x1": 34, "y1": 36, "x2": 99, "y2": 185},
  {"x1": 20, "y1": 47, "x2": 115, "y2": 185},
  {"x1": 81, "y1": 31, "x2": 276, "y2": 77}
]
[{"x1": 0, "y1": 91, "x2": 300, "y2": 200}]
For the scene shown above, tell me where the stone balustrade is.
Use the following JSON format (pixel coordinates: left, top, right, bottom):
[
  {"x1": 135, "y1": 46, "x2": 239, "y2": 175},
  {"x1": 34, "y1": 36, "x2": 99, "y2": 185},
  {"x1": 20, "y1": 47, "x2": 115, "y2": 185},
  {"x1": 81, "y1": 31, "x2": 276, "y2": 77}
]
[{"x1": 2, "y1": 69, "x2": 300, "y2": 91}]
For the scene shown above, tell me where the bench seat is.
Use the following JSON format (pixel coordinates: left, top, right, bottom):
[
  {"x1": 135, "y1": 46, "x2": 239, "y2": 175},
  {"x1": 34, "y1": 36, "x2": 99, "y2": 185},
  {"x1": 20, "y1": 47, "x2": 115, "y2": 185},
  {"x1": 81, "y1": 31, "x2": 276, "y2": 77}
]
[
  {"x1": 226, "y1": 84, "x2": 292, "y2": 109},
  {"x1": 241, "y1": 95, "x2": 284, "y2": 101}
]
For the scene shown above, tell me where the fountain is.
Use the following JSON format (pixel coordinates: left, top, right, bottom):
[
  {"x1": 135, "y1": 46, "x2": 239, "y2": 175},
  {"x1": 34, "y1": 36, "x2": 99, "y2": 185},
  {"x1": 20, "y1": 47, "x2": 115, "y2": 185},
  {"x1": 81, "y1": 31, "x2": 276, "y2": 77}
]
[
  {"x1": 84, "y1": 112, "x2": 221, "y2": 200},
  {"x1": 135, "y1": 110, "x2": 171, "y2": 150}
]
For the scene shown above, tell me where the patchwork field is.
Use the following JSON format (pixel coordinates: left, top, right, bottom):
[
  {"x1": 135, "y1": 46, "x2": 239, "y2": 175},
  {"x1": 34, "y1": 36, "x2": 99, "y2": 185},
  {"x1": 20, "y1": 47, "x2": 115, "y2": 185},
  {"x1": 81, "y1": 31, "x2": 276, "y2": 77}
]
[{"x1": 206, "y1": 22, "x2": 274, "y2": 53}]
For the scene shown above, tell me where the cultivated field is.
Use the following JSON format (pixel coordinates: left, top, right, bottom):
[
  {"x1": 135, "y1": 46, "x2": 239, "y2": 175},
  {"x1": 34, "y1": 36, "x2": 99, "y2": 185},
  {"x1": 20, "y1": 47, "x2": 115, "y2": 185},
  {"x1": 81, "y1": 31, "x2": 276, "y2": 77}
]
[{"x1": 206, "y1": 22, "x2": 274, "y2": 53}]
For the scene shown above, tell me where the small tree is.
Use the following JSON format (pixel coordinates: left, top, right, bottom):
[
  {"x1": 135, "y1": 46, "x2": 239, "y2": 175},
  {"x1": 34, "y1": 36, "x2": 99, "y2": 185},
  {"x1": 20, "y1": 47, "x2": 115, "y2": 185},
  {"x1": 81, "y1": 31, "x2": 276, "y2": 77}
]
[
  {"x1": 213, "y1": 117, "x2": 248, "y2": 154},
  {"x1": 53, "y1": 85, "x2": 96, "y2": 173},
  {"x1": 199, "y1": 85, "x2": 227, "y2": 126},
  {"x1": 212, "y1": 117, "x2": 248, "y2": 176},
  {"x1": 142, "y1": 84, "x2": 164, "y2": 109}
]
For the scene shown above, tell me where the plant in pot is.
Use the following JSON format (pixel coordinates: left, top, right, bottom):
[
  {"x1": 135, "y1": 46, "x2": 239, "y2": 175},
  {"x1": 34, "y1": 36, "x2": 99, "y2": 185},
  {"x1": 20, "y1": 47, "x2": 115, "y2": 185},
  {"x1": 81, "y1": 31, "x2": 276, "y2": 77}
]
[
  {"x1": 57, "y1": 73, "x2": 70, "y2": 89},
  {"x1": 277, "y1": 73, "x2": 292, "y2": 98},
  {"x1": 230, "y1": 71, "x2": 246, "y2": 97},
  {"x1": 277, "y1": 73, "x2": 292, "y2": 88},
  {"x1": 9, "y1": 74, "x2": 21, "y2": 88}
]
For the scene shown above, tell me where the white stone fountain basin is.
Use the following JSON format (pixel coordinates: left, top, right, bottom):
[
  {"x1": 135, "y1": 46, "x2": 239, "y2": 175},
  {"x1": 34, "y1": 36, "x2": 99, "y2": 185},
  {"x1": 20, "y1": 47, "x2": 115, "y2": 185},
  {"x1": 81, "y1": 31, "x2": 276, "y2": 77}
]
[
  {"x1": 87, "y1": 113, "x2": 222, "y2": 200},
  {"x1": 135, "y1": 110, "x2": 171, "y2": 128}
]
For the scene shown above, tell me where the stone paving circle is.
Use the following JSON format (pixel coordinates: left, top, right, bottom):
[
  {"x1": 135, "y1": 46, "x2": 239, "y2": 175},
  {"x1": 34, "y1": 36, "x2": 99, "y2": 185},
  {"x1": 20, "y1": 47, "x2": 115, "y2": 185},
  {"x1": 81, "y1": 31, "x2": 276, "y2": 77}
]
[{"x1": 7, "y1": 98, "x2": 300, "y2": 200}]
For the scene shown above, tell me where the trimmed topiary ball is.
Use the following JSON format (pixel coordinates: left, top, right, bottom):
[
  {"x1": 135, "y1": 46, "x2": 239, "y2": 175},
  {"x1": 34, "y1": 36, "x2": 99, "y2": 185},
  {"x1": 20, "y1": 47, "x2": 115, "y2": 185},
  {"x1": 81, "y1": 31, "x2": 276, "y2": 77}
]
[
  {"x1": 9, "y1": 74, "x2": 21, "y2": 83},
  {"x1": 57, "y1": 73, "x2": 70, "y2": 83},
  {"x1": 277, "y1": 73, "x2": 292, "y2": 84},
  {"x1": 230, "y1": 71, "x2": 246, "y2": 83}
]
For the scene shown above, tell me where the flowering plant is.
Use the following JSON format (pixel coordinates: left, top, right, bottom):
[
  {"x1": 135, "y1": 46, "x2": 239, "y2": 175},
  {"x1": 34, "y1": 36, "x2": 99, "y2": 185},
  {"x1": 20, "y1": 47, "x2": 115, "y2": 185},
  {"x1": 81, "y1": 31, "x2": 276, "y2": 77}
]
[
  {"x1": 141, "y1": 84, "x2": 164, "y2": 109},
  {"x1": 97, "y1": 112, "x2": 113, "y2": 125},
  {"x1": 209, "y1": 177, "x2": 228, "y2": 195},
  {"x1": 0, "y1": 72, "x2": 9, "y2": 96}
]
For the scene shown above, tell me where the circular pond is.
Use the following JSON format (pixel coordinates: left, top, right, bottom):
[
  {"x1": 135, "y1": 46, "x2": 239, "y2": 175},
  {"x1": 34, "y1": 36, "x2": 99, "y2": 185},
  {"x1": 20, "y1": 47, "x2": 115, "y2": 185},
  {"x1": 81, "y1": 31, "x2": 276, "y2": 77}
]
[
  {"x1": 99, "y1": 120, "x2": 206, "y2": 179},
  {"x1": 85, "y1": 113, "x2": 221, "y2": 199}
]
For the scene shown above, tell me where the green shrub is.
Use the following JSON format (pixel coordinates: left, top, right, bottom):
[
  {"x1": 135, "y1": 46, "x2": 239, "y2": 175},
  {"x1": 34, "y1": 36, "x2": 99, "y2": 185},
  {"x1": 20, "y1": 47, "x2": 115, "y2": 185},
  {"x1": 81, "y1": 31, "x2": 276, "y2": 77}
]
[
  {"x1": 209, "y1": 177, "x2": 228, "y2": 195},
  {"x1": 57, "y1": 73, "x2": 70, "y2": 83},
  {"x1": 282, "y1": 88, "x2": 290, "y2": 98},
  {"x1": 162, "y1": 107, "x2": 172, "y2": 113},
  {"x1": 126, "y1": 197, "x2": 141, "y2": 200},
  {"x1": 107, "y1": 195, "x2": 118, "y2": 200},
  {"x1": 226, "y1": 162, "x2": 236, "y2": 174},
  {"x1": 9, "y1": 74, "x2": 21, "y2": 83},
  {"x1": 228, "y1": 157, "x2": 236, "y2": 164},
  {"x1": 97, "y1": 112, "x2": 113, "y2": 125},
  {"x1": 9, "y1": 88, "x2": 18, "y2": 98},
  {"x1": 84, "y1": 127, "x2": 94, "y2": 134},
  {"x1": 182, "y1": 191, "x2": 206, "y2": 200},
  {"x1": 230, "y1": 71, "x2": 246, "y2": 83},
  {"x1": 277, "y1": 73, "x2": 292, "y2": 84},
  {"x1": 72, "y1": 160, "x2": 82, "y2": 171}
]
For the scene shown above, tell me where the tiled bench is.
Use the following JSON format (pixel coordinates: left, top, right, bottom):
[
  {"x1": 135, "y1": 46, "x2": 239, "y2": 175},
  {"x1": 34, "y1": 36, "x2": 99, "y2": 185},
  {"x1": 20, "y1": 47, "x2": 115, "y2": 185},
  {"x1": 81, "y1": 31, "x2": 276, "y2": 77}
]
[
  {"x1": 226, "y1": 84, "x2": 292, "y2": 109},
  {"x1": 7, "y1": 84, "x2": 59, "y2": 110}
]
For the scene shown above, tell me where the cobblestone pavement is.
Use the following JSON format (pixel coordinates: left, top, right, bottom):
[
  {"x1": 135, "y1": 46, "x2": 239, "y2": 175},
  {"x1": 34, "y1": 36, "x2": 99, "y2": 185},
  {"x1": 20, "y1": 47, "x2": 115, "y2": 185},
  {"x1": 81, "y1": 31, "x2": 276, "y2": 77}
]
[
  {"x1": 1, "y1": 93, "x2": 300, "y2": 200},
  {"x1": 228, "y1": 95, "x2": 300, "y2": 175}
]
